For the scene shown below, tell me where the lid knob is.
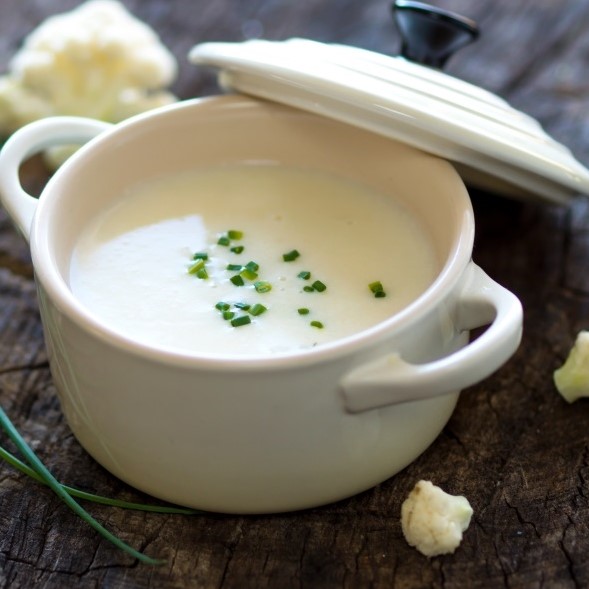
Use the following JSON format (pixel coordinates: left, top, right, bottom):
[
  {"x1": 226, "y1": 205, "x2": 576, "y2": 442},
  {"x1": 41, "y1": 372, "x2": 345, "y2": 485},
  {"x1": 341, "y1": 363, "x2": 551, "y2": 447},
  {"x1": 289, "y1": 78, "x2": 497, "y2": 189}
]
[{"x1": 392, "y1": 1, "x2": 479, "y2": 69}]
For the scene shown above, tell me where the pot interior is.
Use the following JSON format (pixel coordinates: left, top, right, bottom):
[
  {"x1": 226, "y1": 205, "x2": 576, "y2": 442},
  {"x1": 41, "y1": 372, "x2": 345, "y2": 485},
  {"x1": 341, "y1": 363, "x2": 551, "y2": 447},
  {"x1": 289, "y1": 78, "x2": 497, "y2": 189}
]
[{"x1": 35, "y1": 95, "x2": 474, "y2": 356}]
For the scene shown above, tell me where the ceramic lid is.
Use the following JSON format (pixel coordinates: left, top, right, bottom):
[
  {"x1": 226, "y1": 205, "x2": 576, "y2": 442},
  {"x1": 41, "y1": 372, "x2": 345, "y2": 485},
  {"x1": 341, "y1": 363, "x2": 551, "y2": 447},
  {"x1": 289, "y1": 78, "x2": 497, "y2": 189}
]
[{"x1": 189, "y1": 36, "x2": 589, "y2": 205}]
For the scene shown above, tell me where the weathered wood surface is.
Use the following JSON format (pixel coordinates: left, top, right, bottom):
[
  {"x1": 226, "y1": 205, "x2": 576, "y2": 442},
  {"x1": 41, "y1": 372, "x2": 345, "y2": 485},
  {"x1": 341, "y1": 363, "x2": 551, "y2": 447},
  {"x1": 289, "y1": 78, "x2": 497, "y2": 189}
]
[{"x1": 1, "y1": 0, "x2": 589, "y2": 587}]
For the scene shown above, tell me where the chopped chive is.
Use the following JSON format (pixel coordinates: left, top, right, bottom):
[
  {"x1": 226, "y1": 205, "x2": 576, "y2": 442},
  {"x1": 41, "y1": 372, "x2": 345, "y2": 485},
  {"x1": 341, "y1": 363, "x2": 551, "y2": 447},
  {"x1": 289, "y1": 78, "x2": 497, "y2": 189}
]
[
  {"x1": 226, "y1": 263, "x2": 243, "y2": 272},
  {"x1": 240, "y1": 268, "x2": 258, "y2": 281},
  {"x1": 215, "y1": 301, "x2": 230, "y2": 311},
  {"x1": 282, "y1": 249, "x2": 300, "y2": 262},
  {"x1": 234, "y1": 302, "x2": 251, "y2": 310},
  {"x1": 230, "y1": 246, "x2": 244, "y2": 254},
  {"x1": 312, "y1": 280, "x2": 327, "y2": 292},
  {"x1": 192, "y1": 252, "x2": 208, "y2": 261},
  {"x1": 230, "y1": 275, "x2": 245, "y2": 286},
  {"x1": 195, "y1": 267, "x2": 208, "y2": 279},
  {"x1": 217, "y1": 236, "x2": 230, "y2": 246},
  {"x1": 187, "y1": 258, "x2": 205, "y2": 275},
  {"x1": 369, "y1": 281, "x2": 386, "y2": 297},
  {"x1": 228, "y1": 230, "x2": 243, "y2": 240},
  {"x1": 222, "y1": 310, "x2": 235, "y2": 320},
  {"x1": 231, "y1": 315, "x2": 251, "y2": 327},
  {"x1": 244, "y1": 261, "x2": 259, "y2": 272},
  {"x1": 254, "y1": 280, "x2": 272, "y2": 293},
  {"x1": 249, "y1": 303, "x2": 267, "y2": 316},
  {"x1": 310, "y1": 320, "x2": 324, "y2": 329},
  {"x1": 297, "y1": 271, "x2": 311, "y2": 280},
  {"x1": 303, "y1": 286, "x2": 314, "y2": 292},
  {"x1": 298, "y1": 308, "x2": 310, "y2": 315}
]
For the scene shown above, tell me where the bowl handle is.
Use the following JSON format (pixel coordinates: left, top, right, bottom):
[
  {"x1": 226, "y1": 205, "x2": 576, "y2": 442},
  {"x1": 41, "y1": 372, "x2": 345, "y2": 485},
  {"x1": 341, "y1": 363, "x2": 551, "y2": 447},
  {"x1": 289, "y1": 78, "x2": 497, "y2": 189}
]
[
  {"x1": 340, "y1": 263, "x2": 523, "y2": 412},
  {"x1": 0, "y1": 117, "x2": 112, "y2": 242}
]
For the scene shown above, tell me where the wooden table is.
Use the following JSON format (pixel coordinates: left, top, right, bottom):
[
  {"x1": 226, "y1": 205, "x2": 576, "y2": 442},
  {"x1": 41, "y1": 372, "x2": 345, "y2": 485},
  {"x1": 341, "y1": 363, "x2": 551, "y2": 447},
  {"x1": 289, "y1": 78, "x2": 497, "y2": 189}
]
[{"x1": 1, "y1": 1, "x2": 589, "y2": 587}]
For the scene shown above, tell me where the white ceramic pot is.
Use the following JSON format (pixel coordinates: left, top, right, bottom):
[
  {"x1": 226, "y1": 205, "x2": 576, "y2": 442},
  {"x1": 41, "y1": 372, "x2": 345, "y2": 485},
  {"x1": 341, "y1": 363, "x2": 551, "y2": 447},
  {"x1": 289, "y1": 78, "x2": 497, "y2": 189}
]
[{"x1": 0, "y1": 95, "x2": 522, "y2": 513}]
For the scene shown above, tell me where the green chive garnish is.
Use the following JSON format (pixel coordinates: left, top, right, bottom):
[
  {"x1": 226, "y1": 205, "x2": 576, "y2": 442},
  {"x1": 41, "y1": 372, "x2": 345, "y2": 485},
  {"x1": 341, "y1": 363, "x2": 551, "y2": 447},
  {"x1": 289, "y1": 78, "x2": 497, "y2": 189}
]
[
  {"x1": 196, "y1": 268, "x2": 208, "y2": 279},
  {"x1": 3, "y1": 442, "x2": 196, "y2": 513},
  {"x1": 240, "y1": 268, "x2": 258, "y2": 281},
  {"x1": 303, "y1": 286, "x2": 314, "y2": 292},
  {"x1": 0, "y1": 442, "x2": 200, "y2": 514},
  {"x1": 298, "y1": 271, "x2": 311, "y2": 280},
  {"x1": 223, "y1": 310, "x2": 235, "y2": 320},
  {"x1": 298, "y1": 308, "x2": 310, "y2": 315},
  {"x1": 249, "y1": 303, "x2": 267, "y2": 316},
  {"x1": 369, "y1": 281, "x2": 386, "y2": 297},
  {"x1": 234, "y1": 302, "x2": 251, "y2": 310},
  {"x1": 254, "y1": 281, "x2": 272, "y2": 293},
  {"x1": 0, "y1": 404, "x2": 166, "y2": 565},
  {"x1": 215, "y1": 301, "x2": 230, "y2": 311},
  {"x1": 192, "y1": 252, "x2": 208, "y2": 261},
  {"x1": 226, "y1": 264, "x2": 243, "y2": 272},
  {"x1": 187, "y1": 258, "x2": 205, "y2": 275},
  {"x1": 228, "y1": 230, "x2": 243, "y2": 240},
  {"x1": 312, "y1": 280, "x2": 327, "y2": 292},
  {"x1": 217, "y1": 236, "x2": 230, "y2": 246},
  {"x1": 231, "y1": 315, "x2": 251, "y2": 327},
  {"x1": 282, "y1": 249, "x2": 300, "y2": 262},
  {"x1": 230, "y1": 246, "x2": 244, "y2": 254},
  {"x1": 245, "y1": 261, "x2": 259, "y2": 272},
  {"x1": 240, "y1": 261, "x2": 259, "y2": 280},
  {"x1": 310, "y1": 320, "x2": 324, "y2": 329},
  {"x1": 230, "y1": 275, "x2": 245, "y2": 286}
]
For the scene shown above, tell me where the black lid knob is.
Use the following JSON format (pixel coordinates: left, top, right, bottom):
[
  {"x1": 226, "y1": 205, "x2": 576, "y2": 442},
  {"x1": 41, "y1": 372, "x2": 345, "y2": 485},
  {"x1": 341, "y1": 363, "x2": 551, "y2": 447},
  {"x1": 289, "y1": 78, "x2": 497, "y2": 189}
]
[{"x1": 392, "y1": 1, "x2": 479, "y2": 69}]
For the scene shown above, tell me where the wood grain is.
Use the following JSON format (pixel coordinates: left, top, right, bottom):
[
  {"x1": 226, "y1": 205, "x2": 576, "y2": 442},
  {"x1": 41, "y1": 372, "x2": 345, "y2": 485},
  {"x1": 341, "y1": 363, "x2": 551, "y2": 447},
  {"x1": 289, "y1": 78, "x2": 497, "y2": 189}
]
[{"x1": 1, "y1": 1, "x2": 589, "y2": 587}]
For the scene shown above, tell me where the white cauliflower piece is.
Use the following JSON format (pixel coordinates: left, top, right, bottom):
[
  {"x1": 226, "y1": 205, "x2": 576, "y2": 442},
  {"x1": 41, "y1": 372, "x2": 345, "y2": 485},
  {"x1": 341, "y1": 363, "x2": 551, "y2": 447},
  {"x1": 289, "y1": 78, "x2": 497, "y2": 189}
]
[
  {"x1": 554, "y1": 330, "x2": 589, "y2": 403},
  {"x1": 401, "y1": 480, "x2": 473, "y2": 557},
  {"x1": 0, "y1": 0, "x2": 177, "y2": 134}
]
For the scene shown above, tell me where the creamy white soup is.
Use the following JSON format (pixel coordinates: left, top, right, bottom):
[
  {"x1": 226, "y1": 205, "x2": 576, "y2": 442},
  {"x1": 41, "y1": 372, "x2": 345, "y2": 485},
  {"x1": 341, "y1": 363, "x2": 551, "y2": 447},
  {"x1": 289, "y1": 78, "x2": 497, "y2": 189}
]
[{"x1": 69, "y1": 164, "x2": 437, "y2": 357}]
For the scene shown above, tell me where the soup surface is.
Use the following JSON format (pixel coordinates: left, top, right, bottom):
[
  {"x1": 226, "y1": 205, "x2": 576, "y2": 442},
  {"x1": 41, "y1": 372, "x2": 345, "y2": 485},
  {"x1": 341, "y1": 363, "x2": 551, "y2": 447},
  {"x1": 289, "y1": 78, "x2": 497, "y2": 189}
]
[{"x1": 69, "y1": 164, "x2": 437, "y2": 357}]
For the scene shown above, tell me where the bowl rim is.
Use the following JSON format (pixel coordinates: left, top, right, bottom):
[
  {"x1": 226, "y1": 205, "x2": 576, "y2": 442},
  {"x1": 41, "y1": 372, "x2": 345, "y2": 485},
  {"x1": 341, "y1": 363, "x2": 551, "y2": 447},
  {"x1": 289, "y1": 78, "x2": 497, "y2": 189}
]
[{"x1": 30, "y1": 95, "x2": 475, "y2": 372}]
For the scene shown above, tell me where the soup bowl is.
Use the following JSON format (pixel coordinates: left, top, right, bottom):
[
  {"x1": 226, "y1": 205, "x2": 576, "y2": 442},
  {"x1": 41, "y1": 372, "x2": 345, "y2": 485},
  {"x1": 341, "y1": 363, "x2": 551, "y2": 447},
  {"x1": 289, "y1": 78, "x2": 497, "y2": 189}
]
[{"x1": 0, "y1": 95, "x2": 522, "y2": 513}]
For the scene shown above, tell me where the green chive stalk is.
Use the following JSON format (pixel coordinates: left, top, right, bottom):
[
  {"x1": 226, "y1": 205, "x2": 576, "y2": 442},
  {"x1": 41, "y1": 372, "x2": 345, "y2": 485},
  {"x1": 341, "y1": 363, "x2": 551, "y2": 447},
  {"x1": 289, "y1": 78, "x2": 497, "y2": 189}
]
[
  {"x1": 0, "y1": 445, "x2": 199, "y2": 514},
  {"x1": 0, "y1": 404, "x2": 166, "y2": 565}
]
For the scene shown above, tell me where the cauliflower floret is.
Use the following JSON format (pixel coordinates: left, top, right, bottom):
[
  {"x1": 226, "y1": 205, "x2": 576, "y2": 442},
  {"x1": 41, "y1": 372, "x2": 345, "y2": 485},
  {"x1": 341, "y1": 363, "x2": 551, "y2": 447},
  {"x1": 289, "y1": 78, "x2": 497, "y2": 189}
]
[
  {"x1": 554, "y1": 330, "x2": 589, "y2": 403},
  {"x1": 0, "y1": 0, "x2": 177, "y2": 134},
  {"x1": 401, "y1": 480, "x2": 473, "y2": 557}
]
